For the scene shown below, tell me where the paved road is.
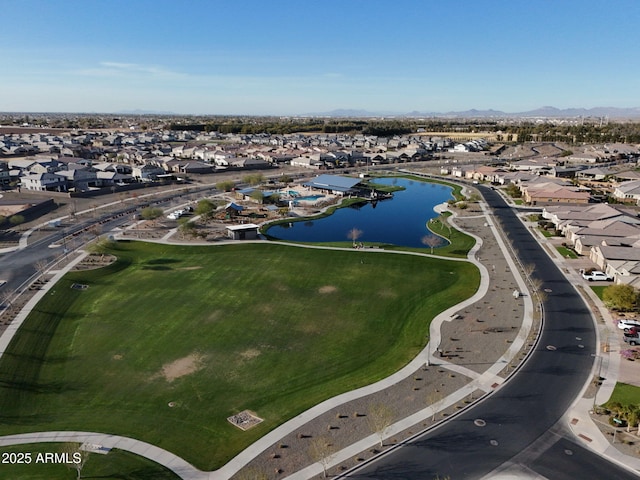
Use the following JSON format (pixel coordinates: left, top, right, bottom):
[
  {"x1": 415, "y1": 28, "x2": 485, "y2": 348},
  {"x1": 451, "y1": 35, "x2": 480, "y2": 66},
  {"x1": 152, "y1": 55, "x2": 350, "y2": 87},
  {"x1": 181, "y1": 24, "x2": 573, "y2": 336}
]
[
  {"x1": 345, "y1": 186, "x2": 640, "y2": 479},
  {"x1": 0, "y1": 182, "x2": 220, "y2": 297}
]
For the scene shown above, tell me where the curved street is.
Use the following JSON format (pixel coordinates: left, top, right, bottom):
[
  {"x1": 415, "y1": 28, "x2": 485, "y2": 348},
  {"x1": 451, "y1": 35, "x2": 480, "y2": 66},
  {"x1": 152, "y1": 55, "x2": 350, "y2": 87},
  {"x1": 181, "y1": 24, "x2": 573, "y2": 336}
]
[{"x1": 346, "y1": 185, "x2": 640, "y2": 479}]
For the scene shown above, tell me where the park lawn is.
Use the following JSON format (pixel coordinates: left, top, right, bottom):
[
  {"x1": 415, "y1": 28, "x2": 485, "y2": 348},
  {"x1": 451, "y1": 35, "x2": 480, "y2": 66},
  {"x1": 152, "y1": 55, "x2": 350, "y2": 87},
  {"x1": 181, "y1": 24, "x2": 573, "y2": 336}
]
[
  {"x1": 0, "y1": 444, "x2": 179, "y2": 480},
  {"x1": 605, "y1": 382, "x2": 640, "y2": 407},
  {"x1": 0, "y1": 241, "x2": 478, "y2": 471}
]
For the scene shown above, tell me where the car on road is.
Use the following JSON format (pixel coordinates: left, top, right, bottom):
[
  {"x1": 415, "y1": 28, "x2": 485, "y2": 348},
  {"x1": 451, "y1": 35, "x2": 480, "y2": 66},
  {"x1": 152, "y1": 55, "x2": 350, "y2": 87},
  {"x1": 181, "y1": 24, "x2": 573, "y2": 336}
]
[
  {"x1": 582, "y1": 270, "x2": 613, "y2": 281},
  {"x1": 166, "y1": 209, "x2": 185, "y2": 220},
  {"x1": 618, "y1": 319, "x2": 640, "y2": 332}
]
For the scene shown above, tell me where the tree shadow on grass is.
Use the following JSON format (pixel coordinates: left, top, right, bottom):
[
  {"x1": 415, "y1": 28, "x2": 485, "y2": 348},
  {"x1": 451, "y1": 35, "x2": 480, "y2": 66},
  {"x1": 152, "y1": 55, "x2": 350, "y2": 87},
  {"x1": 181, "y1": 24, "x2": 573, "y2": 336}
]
[
  {"x1": 83, "y1": 467, "x2": 180, "y2": 479},
  {"x1": 145, "y1": 258, "x2": 180, "y2": 265},
  {"x1": 0, "y1": 379, "x2": 80, "y2": 394}
]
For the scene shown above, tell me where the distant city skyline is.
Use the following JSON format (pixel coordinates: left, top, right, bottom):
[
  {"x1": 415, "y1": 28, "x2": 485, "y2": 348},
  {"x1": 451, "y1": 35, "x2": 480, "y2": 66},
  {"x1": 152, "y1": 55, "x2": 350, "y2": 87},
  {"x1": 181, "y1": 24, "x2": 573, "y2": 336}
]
[{"x1": 2, "y1": 0, "x2": 639, "y2": 115}]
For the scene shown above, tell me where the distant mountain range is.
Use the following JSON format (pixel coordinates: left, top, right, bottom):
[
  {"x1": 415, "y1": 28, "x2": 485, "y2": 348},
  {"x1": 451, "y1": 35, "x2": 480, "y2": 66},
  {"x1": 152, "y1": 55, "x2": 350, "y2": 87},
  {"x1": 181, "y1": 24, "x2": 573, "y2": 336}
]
[{"x1": 306, "y1": 106, "x2": 640, "y2": 119}]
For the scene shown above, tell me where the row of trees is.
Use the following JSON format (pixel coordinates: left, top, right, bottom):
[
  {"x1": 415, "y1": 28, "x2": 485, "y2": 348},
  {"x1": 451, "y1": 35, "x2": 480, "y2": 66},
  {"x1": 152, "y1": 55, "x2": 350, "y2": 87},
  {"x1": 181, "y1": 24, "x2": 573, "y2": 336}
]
[{"x1": 167, "y1": 116, "x2": 640, "y2": 144}]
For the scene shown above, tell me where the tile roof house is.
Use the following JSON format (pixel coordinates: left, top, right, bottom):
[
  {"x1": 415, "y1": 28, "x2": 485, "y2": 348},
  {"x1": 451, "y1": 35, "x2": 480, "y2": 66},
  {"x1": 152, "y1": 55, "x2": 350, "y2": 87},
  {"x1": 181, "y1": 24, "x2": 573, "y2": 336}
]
[{"x1": 521, "y1": 181, "x2": 590, "y2": 205}]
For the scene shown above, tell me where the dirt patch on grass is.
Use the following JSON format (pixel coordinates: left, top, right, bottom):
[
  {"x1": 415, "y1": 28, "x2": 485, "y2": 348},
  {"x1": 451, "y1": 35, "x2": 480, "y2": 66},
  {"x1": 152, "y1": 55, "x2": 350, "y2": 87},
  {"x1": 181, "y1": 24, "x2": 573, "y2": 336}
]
[
  {"x1": 318, "y1": 285, "x2": 338, "y2": 294},
  {"x1": 378, "y1": 288, "x2": 398, "y2": 298},
  {"x1": 156, "y1": 353, "x2": 206, "y2": 382},
  {"x1": 179, "y1": 266, "x2": 203, "y2": 270},
  {"x1": 257, "y1": 304, "x2": 274, "y2": 315},
  {"x1": 206, "y1": 310, "x2": 223, "y2": 323},
  {"x1": 240, "y1": 348, "x2": 261, "y2": 360}
]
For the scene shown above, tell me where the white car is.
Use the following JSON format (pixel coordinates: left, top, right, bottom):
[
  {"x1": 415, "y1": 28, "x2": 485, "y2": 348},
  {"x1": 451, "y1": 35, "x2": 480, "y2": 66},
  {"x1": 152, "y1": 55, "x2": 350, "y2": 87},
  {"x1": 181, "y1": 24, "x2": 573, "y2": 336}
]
[
  {"x1": 582, "y1": 271, "x2": 613, "y2": 281},
  {"x1": 618, "y1": 319, "x2": 640, "y2": 332},
  {"x1": 166, "y1": 212, "x2": 179, "y2": 220}
]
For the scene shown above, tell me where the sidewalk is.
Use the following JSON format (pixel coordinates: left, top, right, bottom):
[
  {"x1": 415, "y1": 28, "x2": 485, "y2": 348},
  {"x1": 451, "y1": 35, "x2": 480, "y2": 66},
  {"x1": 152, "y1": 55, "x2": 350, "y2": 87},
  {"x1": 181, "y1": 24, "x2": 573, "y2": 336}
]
[{"x1": 519, "y1": 209, "x2": 640, "y2": 474}]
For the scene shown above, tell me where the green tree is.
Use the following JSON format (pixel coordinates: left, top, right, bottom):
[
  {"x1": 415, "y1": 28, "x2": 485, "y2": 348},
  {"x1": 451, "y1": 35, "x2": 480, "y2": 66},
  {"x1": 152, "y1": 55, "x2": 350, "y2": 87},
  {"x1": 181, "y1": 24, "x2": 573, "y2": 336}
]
[
  {"x1": 249, "y1": 189, "x2": 264, "y2": 203},
  {"x1": 9, "y1": 214, "x2": 25, "y2": 226},
  {"x1": 243, "y1": 173, "x2": 265, "y2": 186},
  {"x1": 603, "y1": 284, "x2": 640, "y2": 311},
  {"x1": 87, "y1": 237, "x2": 116, "y2": 256},
  {"x1": 216, "y1": 180, "x2": 236, "y2": 192},
  {"x1": 195, "y1": 199, "x2": 216, "y2": 219},
  {"x1": 178, "y1": 218, "x2": 197, "y2": 238},
  {"x1": 268, "y1": 193, "x2": 281, "y2": 204},
  {"x1": 626, "y1": 406, "x2": 640, "y2": 433},
  {"x1": 140, "y1": 207, "x2": 163, "y2": 220}
]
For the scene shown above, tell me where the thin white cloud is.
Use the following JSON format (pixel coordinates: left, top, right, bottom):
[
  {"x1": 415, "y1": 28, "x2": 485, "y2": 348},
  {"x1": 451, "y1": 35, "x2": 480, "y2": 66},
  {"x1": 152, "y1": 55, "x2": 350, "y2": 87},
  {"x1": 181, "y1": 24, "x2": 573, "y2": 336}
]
[{"x1": 77, "y1": 61, "x2": 187, "y2": 79}]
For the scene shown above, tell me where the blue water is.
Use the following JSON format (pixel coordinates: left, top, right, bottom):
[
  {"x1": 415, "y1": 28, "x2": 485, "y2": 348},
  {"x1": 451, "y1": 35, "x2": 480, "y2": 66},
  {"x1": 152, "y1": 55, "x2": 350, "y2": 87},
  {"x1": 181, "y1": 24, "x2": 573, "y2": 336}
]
[
  {"x1": 265, "y1": 177, "x2": 454, "y2": 248},
  {"x1": 296, "y1": 195, "x2": 325, "y2": 201}
]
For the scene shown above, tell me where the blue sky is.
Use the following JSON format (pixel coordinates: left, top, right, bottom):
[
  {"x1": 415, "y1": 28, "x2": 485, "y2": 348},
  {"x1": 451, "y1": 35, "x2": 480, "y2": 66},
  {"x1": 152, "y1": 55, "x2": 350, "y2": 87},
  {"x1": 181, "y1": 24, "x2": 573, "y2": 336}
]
[{"x1": 1, "y1": 0, "x2": 639, "y2": 115}]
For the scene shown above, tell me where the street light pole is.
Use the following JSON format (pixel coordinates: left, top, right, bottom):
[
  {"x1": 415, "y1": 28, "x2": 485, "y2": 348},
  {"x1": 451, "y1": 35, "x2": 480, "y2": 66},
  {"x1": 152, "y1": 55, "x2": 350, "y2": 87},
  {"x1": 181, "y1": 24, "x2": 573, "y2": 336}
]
[{"x1": 592, "y1": 355, "x2": 603, "y2": 411}]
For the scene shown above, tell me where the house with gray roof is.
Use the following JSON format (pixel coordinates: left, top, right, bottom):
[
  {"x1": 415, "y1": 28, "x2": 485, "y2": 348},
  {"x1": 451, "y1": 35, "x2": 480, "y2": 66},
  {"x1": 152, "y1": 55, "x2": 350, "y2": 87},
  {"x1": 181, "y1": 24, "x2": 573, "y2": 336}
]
[
  {"x1": 20, "y1": 172, "x2": 67, "y2": 192},
  {"x1": 612, "y1": 180, "x2": 640, "y2": 204}
]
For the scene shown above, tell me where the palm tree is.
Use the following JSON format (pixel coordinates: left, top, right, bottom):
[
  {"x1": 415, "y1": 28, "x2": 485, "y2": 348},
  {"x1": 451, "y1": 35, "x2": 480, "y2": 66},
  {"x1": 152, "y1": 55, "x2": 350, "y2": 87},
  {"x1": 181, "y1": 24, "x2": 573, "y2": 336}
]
[{"x1": 626, "y1": 407, "x2": 639, "y2": 433}]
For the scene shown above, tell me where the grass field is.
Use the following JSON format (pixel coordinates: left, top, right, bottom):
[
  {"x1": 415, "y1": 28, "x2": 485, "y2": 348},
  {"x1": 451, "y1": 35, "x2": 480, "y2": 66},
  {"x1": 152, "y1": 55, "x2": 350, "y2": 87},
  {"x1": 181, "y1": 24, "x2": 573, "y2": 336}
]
[
  {"x1": 0, "y1": 241, "x2": 479, "y2": 470},
  {"x1": 0, "y1": 444, "x2": 180, "y2": 480}
]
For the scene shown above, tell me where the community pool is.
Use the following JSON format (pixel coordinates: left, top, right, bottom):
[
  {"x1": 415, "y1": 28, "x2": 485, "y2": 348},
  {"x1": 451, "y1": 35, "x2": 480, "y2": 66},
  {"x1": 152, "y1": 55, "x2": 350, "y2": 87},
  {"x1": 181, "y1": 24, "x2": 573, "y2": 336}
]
[{"x1": 296, "y1": 195, "x2": 325, "y2": 202}]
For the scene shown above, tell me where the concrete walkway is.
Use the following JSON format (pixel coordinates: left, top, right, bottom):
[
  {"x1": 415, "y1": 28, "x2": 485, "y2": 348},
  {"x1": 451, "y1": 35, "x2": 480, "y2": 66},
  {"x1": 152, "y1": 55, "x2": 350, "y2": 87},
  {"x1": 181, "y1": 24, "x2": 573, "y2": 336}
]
[{"x1": 1, "y1": 185, "x2": 639, "y2": 480}]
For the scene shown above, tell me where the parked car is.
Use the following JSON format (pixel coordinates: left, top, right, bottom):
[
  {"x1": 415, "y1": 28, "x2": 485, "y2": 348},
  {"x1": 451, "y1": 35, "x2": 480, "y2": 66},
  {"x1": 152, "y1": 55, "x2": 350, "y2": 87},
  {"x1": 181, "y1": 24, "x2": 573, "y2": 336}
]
[
  {"x1": 618, "y1": 319, "x2": 640, "y2": 332},
  {"x1": 582, "y1": 270, "x2": 613, "y2": 281},
  {"x1": 623, "y1": 331, "x2": 640, "y2": 346}
]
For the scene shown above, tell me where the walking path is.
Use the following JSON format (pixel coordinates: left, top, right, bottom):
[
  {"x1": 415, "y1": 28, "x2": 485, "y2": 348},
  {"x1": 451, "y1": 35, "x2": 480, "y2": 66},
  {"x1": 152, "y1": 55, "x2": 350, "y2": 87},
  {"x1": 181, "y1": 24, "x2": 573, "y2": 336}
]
[{"x1": 0, "y1": 183, "x2": 638, "y2": 479}]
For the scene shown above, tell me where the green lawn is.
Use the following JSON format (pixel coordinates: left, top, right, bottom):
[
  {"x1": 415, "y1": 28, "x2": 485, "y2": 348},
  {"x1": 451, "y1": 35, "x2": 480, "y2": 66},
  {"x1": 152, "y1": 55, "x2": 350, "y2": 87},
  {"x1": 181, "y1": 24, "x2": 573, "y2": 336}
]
[
  {"x1": 555, "y1": 246, "x2": 578, "y2": 259},
  {"x1": 590, "y1": 285, "x2": 607, "y2": 300},
  {"x1": 605, "y1": 382, "x2": 640, "y2": 407},
  {"x1": 0, "y1": 444, "x2": 179, "y2": 480},
  {"x1": 0, "y1": 242, "x2": 479, "y2": 470}
]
